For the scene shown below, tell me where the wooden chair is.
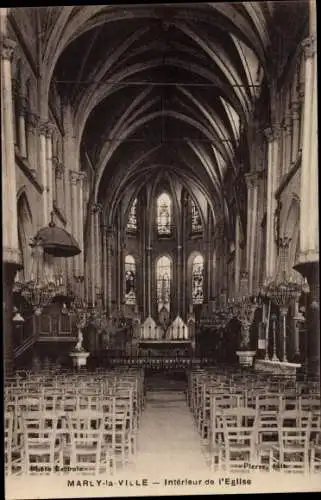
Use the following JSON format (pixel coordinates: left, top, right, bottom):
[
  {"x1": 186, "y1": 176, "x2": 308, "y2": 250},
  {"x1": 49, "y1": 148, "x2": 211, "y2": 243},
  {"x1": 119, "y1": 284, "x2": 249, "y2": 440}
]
[
  {"x1": 66, "y1": 411, "x2": 112, "y2": 475},
  {"x1": 310, "y1": 429, "x2": 321, "y2": 473},
  {"x1": 21, "y1": 411, "x2": 63, "y2": 475},
  {"x1": 270, "y1": 411, "x2": 312, "y2": 474},
  {"x1": 219, "y1": 407, "x2": 260, "y2": 473},
  {"x1": 102, "y1": 397, "x2": 131, "y2": 471},
  {"x1": 5, "y1": 412, "x2": 23, "y2": 475}
]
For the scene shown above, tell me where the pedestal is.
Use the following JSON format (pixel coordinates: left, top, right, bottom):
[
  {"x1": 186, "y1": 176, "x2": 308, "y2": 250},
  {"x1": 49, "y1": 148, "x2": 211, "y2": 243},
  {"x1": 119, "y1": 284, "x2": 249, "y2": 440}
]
[
  {"x1": 236, "y1": 350, "x2": 256, "y2": 367},
  {"x1": 69, "y1": 351, "x2": 90, "y2": 369}
]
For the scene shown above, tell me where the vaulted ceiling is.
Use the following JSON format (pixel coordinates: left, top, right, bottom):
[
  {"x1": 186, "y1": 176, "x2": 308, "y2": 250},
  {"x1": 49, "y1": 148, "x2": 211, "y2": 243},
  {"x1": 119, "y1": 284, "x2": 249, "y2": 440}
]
[{"x1": 38, "y1": 3, "x2": 307, "y2": 226}]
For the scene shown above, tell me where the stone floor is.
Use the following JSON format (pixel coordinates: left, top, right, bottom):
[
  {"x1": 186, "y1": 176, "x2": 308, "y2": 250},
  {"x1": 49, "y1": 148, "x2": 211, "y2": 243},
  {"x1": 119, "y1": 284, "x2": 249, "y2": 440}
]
[{"x1": 124, "y1": 374, "x2": 209, "y2": 479}]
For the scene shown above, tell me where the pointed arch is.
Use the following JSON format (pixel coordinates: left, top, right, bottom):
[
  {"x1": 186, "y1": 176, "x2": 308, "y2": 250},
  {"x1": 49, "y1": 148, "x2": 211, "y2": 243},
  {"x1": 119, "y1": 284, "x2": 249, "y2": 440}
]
[{"x1": 16, "y1": 190, "x2": 33, "y2": 281}]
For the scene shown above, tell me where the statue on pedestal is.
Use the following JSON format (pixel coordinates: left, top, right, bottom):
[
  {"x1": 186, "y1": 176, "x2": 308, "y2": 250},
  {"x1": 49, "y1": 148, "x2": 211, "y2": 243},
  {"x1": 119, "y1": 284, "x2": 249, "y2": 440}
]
[{"x1": 75, "y1": 329, "x2": 84, "y2": 352}]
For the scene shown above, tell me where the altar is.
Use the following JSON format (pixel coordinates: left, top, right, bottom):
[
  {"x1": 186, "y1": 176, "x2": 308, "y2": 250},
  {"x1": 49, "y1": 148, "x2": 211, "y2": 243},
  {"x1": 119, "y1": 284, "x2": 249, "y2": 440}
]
[
  {"x1": 138, "y1": 339, "x2": 193, "y2": 358},
  {"x1": 137, "y1": 314, "x2": 195, "y2": 355},
  {"x1": 254, "y1": 359, "x2": 302, "y2": 378}
]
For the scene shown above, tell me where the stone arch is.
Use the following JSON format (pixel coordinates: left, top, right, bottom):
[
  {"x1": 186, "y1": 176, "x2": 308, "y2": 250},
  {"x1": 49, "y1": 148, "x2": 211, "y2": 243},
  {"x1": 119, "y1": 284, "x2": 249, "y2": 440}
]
[{"x1": 16, "y1": 189, "x2": 33, "y2": 281}]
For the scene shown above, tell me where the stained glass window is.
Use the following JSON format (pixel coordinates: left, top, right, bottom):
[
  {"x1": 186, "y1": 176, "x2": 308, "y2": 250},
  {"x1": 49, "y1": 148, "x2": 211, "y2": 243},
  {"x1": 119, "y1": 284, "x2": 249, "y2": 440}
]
[
  {"x1": 127, "y1": 198, "x2": 137, "y2": 232},
  {"x1": 125, "y1": 255, "x2": 136, "y2": 305},
  {"x1": 156, "y1": 256, "x2": 171, "y2": 312},
  {"x1": 191, "y1": 199, "x2": 202, "y2": 233},
  {"x1": 192, "y1": 254, "x2": 204, "y2": 304},
  {"x1": 157, "y1": 193, "x2": 171, "y2": 234}
]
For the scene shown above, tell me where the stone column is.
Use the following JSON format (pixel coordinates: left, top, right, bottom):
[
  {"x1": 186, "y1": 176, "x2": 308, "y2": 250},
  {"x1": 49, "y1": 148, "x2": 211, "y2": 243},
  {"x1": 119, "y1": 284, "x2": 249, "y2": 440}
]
[
  {"x1": 1, "y1": 36, "x2": 22, "y2": 374},
  {"x1": 102, "y1": 225, "x2": 107, "y2": 309},
  {"x1": 299, "y1": 37, "x2": 315, "y2": 257},
  {"x1": 54, "y1": 160, "x2": 65, "y2": 210},
  {"x1": 264, "y1": 126, "x2": 280, "y2": 279},
  {"x1": 39, "y1": 121, "x2": 49, "y2": 226},
  {"x1": 292, "y1": 299, "x2": 301, "y2": 360},
  {"x1": 141, "y1": 205, "x2": 147, "y2": 318},
  {"x1": 46, "y1": 123, "x2": 55, "y2": 217},
  {"x1": 147, "y1": 246, "x2": 152, "y2": 316},
  {"x1": 294, "y1": 26, "x2": 319, "y2": 378},
  {"x1": 291, "y1": 101, "x2": 301, "y2": 164},
  {"x1": 235, "y1": 213, "x2": 241, "y2": 297},
  {"x1": 25, "y1": 112, "x2": 38, "y2": 176},
  {"x1": 119, "y1": 232, "x2": 126, "y2": 307},
  {"x1": 106, "y1": 227, "x2": 114, "y2": 315},
  {"x1": 182, "y1": 196, "x2": 188, "y2": 318},
  {"x1": 95, "y1": 203, "x2": 103, "y2": 305},
  {"x1": 245, "y1": 171, "x2": 259, "y2": 294},
  {"x1": 70, "y1": 171, "x2": 80, "y2": 278},
  {"x1": 301, "y1": 36, "x2": 318, "y2": 258},
  {"x1": 177, "y1": 245, "x2": 183, "y2": 316},
  {"x1": 283, "y1": 114, "x2": 292, "y2": 175},
  {"x1": 17, "y1": 93, "x2": 27, "y2": 159},
  {"x1": 1, "y1": 37, "x2": 20, "y2": 262},
  {"x1": 206, "y1": 216, "x2": 212, "y2": 301},
  {"x1": 88, "y1": 204, "x2": 96, "y2": 306},
  {"x1": 77, "y1": 172, "x2": 86, "y2": 278}
]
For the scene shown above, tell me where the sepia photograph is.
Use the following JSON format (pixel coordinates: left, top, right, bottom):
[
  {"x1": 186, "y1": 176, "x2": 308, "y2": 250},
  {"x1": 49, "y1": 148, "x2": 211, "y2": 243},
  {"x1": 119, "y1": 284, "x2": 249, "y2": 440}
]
[{"x1": 1, "y1": 2, "x2": 320, "y2": 498}]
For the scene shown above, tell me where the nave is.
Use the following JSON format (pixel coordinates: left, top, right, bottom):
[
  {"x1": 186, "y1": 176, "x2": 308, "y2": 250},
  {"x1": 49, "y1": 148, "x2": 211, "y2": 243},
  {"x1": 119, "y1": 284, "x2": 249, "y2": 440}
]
[{"x1": 5, "y1": 363, "x2": 321, "y2": 499}]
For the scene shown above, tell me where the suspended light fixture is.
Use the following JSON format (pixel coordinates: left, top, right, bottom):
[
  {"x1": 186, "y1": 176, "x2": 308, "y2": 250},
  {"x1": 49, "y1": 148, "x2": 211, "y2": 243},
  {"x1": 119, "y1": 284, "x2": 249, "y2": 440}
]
[{"x1": 19, "y1": 236, "x2": 58, "y2": 315}]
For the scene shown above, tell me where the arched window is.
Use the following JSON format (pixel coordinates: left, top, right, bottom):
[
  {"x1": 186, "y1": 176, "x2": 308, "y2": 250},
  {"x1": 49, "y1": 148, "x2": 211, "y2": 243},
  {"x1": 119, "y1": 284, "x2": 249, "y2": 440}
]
[
  {"x1": 157, "y1": 193, "x2": 171, "y2": 234},
  {"x1": 125, "y1": 255, "x2": 136, "y2": 305},
  {"x1": 127, "y1": 198, "x2": 137, "y2": 232},
  {"x1": 191, "y1": 199, "x2": 202, "y2": 233},
  {"x1": 156, "y1": 256, "x2": 171, "y2": 312},
  {"x1": 192, "y1": 254, "x2": 204, "y2": 304}
]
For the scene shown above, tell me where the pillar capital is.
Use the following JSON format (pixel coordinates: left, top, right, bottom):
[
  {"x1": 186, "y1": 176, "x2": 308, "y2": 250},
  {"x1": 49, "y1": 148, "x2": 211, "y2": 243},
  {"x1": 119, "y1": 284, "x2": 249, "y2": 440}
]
[
  {"x1": 25, "y1": 111, "x2": 39, "y2": 130},
  {"x1": 17, "y1": 94, "x2": 29, "y2": 116},
  {"x1": 45, "y1": 121, "x2": 56, "y2": 138},
  {"x1": 55, "y1": 161, "x2": 65, "y2": 180},
  {"x1": 38, "y1": 120, "x2": 53, "y2": 136},
  {"x1": 282, "y1": 114, "x2": 293, "y2": 134},
  {"x1": 264, "y1": 124, "x2": 281, "y2": 142},
  {"x1": 91, "y1": 202, "x2": 102, "y2": 214},
  {"x1": 245, "y1": 171, "x2": 261, "y2": 190},
  {"x1": 0, "y1": 36, "x2": 16, "y2": 61},
  {"x1": 69, "y1": 170, "x2": 80, "y2": 185},
  {"x1": 78, "y1": 171, "x2": 87, "y2": 183},
  {"x1": 302, "y1": 35, "x2": 317, "y2": 60},
  {"x1": 290, "y1": 100, "x2": 301, "y2": 120}
]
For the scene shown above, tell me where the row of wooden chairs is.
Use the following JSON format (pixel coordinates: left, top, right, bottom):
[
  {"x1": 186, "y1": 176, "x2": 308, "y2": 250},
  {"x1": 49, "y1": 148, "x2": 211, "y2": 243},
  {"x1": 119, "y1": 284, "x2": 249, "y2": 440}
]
[
  {"x1": 205, "y1": 407, "x2": 321, "y2": 474},
  {"x1": 5, "y1": 408, "x2": 136, "y2": 476},
  {"x1": 187, "y1": 368, "x2": 321, "y2": 474},
  {"x1": 5, "y1": 368, "x2": 145, "y2": 476}
]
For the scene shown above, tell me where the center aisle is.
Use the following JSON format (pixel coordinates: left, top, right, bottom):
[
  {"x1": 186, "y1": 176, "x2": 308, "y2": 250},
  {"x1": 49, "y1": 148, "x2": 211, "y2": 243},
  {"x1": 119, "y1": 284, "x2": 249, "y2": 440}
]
[{"x1": 125, "y1": 373, "x2": 209, "y2": 479}]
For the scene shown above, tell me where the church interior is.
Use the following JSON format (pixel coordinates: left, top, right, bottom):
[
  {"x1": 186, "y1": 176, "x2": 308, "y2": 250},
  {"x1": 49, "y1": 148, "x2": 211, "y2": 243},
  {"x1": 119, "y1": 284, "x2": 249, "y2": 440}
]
[{"x1": 2, "y1": 2, "x2": 321, "y2": 485}]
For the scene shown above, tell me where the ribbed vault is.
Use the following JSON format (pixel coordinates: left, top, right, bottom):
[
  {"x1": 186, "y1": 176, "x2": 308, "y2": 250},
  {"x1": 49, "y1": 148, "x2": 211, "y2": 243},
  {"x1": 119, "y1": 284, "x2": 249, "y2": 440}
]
[{"x1": 44, "y1": 3, "x2": 279, "y2": 230}]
